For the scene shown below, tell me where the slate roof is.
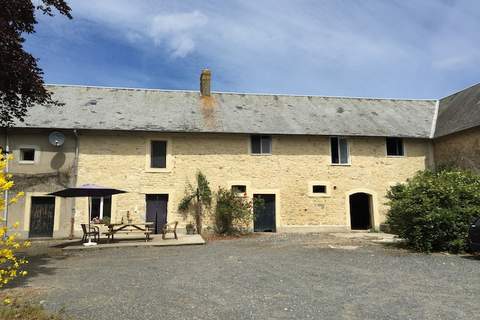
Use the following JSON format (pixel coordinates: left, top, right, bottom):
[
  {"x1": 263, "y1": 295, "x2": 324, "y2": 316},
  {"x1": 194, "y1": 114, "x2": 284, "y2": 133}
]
[
  {"x1": 434, "y1": 83, "x2": 480, "y2": 138},
  {"x1": 16, "y1": 85, "x2": 438, "y2": 138}
]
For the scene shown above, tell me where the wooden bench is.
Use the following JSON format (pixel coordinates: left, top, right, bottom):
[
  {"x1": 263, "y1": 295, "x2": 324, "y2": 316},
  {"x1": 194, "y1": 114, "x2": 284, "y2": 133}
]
[{"x1": 162, "y1": 221, "x2": 178, "y2": 240}]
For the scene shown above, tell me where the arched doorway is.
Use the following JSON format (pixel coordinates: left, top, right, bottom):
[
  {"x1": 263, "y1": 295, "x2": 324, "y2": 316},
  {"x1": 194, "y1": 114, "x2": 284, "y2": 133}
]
[{"x1": 349, "y1": 193, "x2": 372, "y2": 230}]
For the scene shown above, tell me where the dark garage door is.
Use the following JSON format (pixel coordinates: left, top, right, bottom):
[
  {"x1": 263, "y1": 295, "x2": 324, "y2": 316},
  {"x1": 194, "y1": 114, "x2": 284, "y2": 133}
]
[
  {"x1": 146, "y1": 194, "x2": 168, "y2": 234},
  {"x1": 253, "y1": 194, "x2": 276, "y2": 232},
  {"x1": 29, "y1": 196, "x2": 55, "y2": 238}
]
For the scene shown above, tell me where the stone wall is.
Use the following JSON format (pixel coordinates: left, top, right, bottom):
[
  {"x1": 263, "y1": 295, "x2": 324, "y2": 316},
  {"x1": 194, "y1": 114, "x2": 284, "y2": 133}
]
[
  {"x1": 74, "y1": 132, "x2": 432, "y2": 233},
  {"x1": 0, "y1": 129, "x2": 77, "y2": 238},
  {"x1": 434, "y1": 127, "x2": 480, "y2": 173}
]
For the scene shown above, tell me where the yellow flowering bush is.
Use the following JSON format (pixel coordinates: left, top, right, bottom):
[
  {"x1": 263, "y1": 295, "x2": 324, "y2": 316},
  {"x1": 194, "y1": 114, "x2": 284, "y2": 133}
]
[{"x1": 0, "y1": 151, "x2": 29, "y2": 288}]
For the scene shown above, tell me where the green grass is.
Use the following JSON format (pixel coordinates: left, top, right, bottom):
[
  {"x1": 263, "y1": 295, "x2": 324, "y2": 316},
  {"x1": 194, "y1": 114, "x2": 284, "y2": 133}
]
[{"x1": 0, "y1": 298, "x2": 70, "y2": 320}]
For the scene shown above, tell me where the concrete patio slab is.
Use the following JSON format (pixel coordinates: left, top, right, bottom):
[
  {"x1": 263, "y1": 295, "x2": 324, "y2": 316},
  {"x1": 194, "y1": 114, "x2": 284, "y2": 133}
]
[
  {"x1": 61, "y1": 234, "x2": 205, "y2": 251},
  {"x1": 329, "y1": 231, "x2": 405, "y2": 244}
]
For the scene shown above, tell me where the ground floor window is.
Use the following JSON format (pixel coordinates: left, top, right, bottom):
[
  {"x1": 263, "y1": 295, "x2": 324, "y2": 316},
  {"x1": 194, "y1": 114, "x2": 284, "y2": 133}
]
[{"x1": 91, "y1": 196, "x2": 112, "y2": 220}]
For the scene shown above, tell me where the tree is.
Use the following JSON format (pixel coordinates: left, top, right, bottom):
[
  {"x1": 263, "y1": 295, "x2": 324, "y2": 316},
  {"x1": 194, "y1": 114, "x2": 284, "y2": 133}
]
[
  {"x1": 178, "y1": 171, "x2": 212, "y2": 234},
  {"x1": 0, "y1": 0, "x2": 72, "y2": 126},
  {"x1": 0, "y1": 151, "x2": 28, "y2": 287}
]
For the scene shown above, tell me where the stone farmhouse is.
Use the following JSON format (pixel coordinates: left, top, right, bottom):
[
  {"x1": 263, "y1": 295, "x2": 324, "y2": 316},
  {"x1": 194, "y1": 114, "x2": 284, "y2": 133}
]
[{"x1": 2, "y1": 70, "x2": 479, "y2": 238}]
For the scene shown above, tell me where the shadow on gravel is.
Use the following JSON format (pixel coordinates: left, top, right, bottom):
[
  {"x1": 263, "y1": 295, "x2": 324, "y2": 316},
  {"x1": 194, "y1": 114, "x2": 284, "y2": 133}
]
[
  {"x1": 379, "y1": 241, "x2": 413, "y2": 251},
  {"x1": 7, "y1": 254, "x2": 67, "y2": 289},
  {"x1": 460, "y1": 254, "x2": 480, "y2": 261},
  {"x1": 5, "y1": 244, "x2": 68, "y2": 289}
]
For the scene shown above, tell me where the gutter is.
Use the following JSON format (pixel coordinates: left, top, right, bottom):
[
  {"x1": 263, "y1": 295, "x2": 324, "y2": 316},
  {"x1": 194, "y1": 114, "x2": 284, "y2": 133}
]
[
  {"x1": 72, "y1": 129, "x2": 79, "y2": 186},
  {"x1": 69, "y1": 129, "x2": 79, "y2": 239}
]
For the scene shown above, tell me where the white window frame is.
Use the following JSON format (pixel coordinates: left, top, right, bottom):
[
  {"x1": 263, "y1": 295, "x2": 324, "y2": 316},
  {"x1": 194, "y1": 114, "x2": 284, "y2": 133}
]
[
  {"x1": 91, "y1": 196, "x2": 112, "y2": 220},
  {"x1": 250, "y1": 135, "x2": 272, "y2": 156},
  {"x1": 18, "y1": 145, "x2": 40, "y2": 165},
  {"x1": 330, "y1": 137, "x2": 350, "y2": 165}
]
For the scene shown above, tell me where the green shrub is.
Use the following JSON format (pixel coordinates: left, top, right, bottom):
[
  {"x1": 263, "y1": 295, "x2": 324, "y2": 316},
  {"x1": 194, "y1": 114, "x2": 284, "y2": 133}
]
[
  {"x1": 386, "y1": 167, "x2": 480, "y2": 253},
  {"x1": 213, "y1": 188, "x2": 254, "y2": 235}
]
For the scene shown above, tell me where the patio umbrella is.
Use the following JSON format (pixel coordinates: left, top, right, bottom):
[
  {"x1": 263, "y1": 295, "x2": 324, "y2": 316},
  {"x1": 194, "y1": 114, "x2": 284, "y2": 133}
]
[{"x1": 48, "y1": 184, "x2": 127, "y2": 246}]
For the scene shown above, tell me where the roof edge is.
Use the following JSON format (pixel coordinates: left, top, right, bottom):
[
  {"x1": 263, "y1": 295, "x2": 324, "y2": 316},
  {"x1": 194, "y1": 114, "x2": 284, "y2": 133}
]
[
  {"x1": 439, "y1": 81, "x2": 480, "y2": 101},
  {"x1": 45, "y1": 83, "x2": 437, "y2": 103},
  {"x1": 9, "y1": 125, "x2": 434, "y2": 139},
  {"x1": 430, "y1": 100, "x2": 440, "y2": 138}
]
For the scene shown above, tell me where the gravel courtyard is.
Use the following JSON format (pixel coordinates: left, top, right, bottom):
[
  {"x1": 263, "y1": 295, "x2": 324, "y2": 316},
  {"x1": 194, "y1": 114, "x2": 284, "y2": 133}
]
[{"x1": 16, "y1": 233, "x2": 480, "y2": 320}]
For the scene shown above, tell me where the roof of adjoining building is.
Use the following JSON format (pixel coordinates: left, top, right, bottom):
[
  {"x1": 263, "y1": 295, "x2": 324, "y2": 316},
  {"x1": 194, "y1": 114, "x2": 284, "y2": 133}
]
[
  {"x1": 434, "y1": 83, "x2": 480, "y2": 138},
  {"x1": 16, "y1": 85, "x2": 438, "y2": 138}
]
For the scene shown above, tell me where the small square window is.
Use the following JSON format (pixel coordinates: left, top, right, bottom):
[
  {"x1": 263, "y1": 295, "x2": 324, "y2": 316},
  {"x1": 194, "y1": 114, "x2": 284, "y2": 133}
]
[
  {"x1": 232, "y1": 185, "x2": 247, "y2": 194},
  {"x1": 251, "y1": 135, "x2": 272, "y2": 155},
  {"x1": 20, "y1": 148, "x2": 35, "y2": 162},
  {"x1": 386, "y1": 138, "x2": 404, "y2": 156},
  {"x1": 312, "y1": 185, "x2": 327, "y2": 194}
]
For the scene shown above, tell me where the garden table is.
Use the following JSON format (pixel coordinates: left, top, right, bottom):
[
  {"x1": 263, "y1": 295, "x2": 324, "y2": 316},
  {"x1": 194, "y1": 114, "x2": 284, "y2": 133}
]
[{"x1": 104, "y1": 222, "x2": 154, "y2": 242}]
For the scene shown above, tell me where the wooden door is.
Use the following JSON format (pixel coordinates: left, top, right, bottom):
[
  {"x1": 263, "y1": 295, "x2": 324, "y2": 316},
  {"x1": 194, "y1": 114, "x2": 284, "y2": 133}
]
[
  {"x1": 253, "y1": 194, "x2": 276, "y2": 232},
  {"x1": 29, "y1": 197, "x2": 55, "y2": 238},
  {"x1": 145, "y1": 194, "x2": 168, "y2": 234}
]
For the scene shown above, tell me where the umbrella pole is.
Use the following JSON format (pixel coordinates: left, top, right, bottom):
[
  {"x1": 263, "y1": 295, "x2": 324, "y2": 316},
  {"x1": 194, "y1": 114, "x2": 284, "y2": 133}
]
[{"x1": 84, "y1": 196, "x2": 97, "y2": 246}]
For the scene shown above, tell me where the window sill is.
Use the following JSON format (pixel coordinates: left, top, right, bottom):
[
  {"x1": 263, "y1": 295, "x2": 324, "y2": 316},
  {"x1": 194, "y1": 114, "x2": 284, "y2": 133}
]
[
  {"x1": 18, "y1": 161, "x2": 35, "y2": 165},
  {"x1": 308, "y1": 194, "x2": 331, "y2": 198},
  {"x1": 330, "y1": 163, "x2": 351, "y2": 166},
  {"x1": 145, "y1": 167, "x2": 172, "y2": 173},
  {"x1": 250, "y1": 153, "x2": 272, "y2": 156},
  {"x1": 386, "y1": 155, "x2": 405, "y2": 158}
]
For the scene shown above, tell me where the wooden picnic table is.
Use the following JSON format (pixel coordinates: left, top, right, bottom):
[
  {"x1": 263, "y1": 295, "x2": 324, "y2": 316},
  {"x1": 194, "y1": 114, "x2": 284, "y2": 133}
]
[{"x1": 104, "y1": 222, "x2": 154, "y2": 242}]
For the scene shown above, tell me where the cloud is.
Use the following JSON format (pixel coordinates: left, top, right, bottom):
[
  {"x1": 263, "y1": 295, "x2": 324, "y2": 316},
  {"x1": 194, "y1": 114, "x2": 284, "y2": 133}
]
[
  {"x1": 148, "y1": 11, "x2": 208, "y2": 57},
  {"x1": 31, "y1": 0, "x2": 480, "y2": 98}
]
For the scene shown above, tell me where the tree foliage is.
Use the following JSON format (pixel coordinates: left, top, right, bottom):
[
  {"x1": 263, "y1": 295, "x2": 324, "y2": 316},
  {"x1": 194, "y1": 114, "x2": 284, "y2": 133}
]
[
  {"x1": 0, "y1": 152, "x2": 28, "y2": 287},
  {"x1": 0, "y1": 0, "x2": 72, "y2": 126},
  {"x1": 213, "y1": 188, "x2": 254, "y2": 235},
  {"x1": 178, "y1": 171, "x2": 212, "y2": 234},
  {"x1": 386, "y1": 167, "x2": 480, "y2": 253}
]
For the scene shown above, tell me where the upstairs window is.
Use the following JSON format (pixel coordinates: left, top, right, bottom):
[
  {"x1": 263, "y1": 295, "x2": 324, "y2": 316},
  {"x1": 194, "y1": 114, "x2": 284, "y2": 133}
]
[
  {"x1": 251, "y1": 135, "x2": 272, "y2": 155},
  {"x1": 150, "y1": 141, "x2": 167, "y2": 168},
  {"x1": 386, "y1": 138, "x2": 404, "y2": 156},
  {"x1": 20, "y1": 148, "x2": 36, "y2": 162},
  {"x1": 330, "y1": 137, "x2": 349, "y2": 164}
]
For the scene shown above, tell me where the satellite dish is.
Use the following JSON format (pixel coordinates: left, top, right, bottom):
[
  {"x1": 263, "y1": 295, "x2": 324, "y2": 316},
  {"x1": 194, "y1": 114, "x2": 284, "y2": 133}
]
[{"x1": 49, "y1": 131, "x2": 65, "y2": 147}]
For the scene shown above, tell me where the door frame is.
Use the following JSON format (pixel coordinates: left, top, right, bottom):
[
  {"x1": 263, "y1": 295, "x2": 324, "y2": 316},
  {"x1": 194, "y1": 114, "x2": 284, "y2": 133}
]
[
  {"x1": 145, "y1": 193, "x2": 169, "y2": 234},
  {"x1": 345, "y1": 189, "x2": 379, "y2": 230},
  {"x1": 251, "y1": 189, "x2": 281, "y2": 232},
  {"x1": 24, "y1": 192, "x2": 61, "y2": 234},
  {"x1": 24, "y1": 193, "x2": 61, "y2": 237},
  {"x1": 141, "y1": 188, "x2": 175, "y2": 226}
]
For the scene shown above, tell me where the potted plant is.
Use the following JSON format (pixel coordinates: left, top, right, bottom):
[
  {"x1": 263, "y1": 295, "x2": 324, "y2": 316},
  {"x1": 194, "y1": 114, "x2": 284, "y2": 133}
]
[{"x1": 186, "y1": 223, "x2": 195, "y2": 235}]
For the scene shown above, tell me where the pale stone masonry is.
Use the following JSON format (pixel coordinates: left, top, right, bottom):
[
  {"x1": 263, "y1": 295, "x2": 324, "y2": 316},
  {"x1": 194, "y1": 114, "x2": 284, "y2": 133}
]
[
  {"x1": 434, "y1": 126, "x2": 480, "y2": 172},
  {"x1": 74, "y1": 133, "x2": 432, "y2": 232},
  {"x1": 2, "y1": 72, "x2": 479, "y2": 238}
]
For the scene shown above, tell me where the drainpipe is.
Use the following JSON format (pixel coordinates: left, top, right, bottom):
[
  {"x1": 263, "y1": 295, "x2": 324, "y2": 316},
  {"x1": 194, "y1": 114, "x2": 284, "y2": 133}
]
[
  {"x1": 69, "y1": 129, "x2": 80, "y2": 239},
  {"x1": 3, "y1": 129, "x2": 9, "y2": 230}
]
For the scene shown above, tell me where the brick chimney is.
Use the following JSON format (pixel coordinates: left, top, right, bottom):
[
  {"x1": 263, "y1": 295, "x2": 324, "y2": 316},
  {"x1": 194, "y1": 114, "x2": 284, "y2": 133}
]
[{"x1": 200, "y1": 69, "x2": 211, "y2": 96}]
